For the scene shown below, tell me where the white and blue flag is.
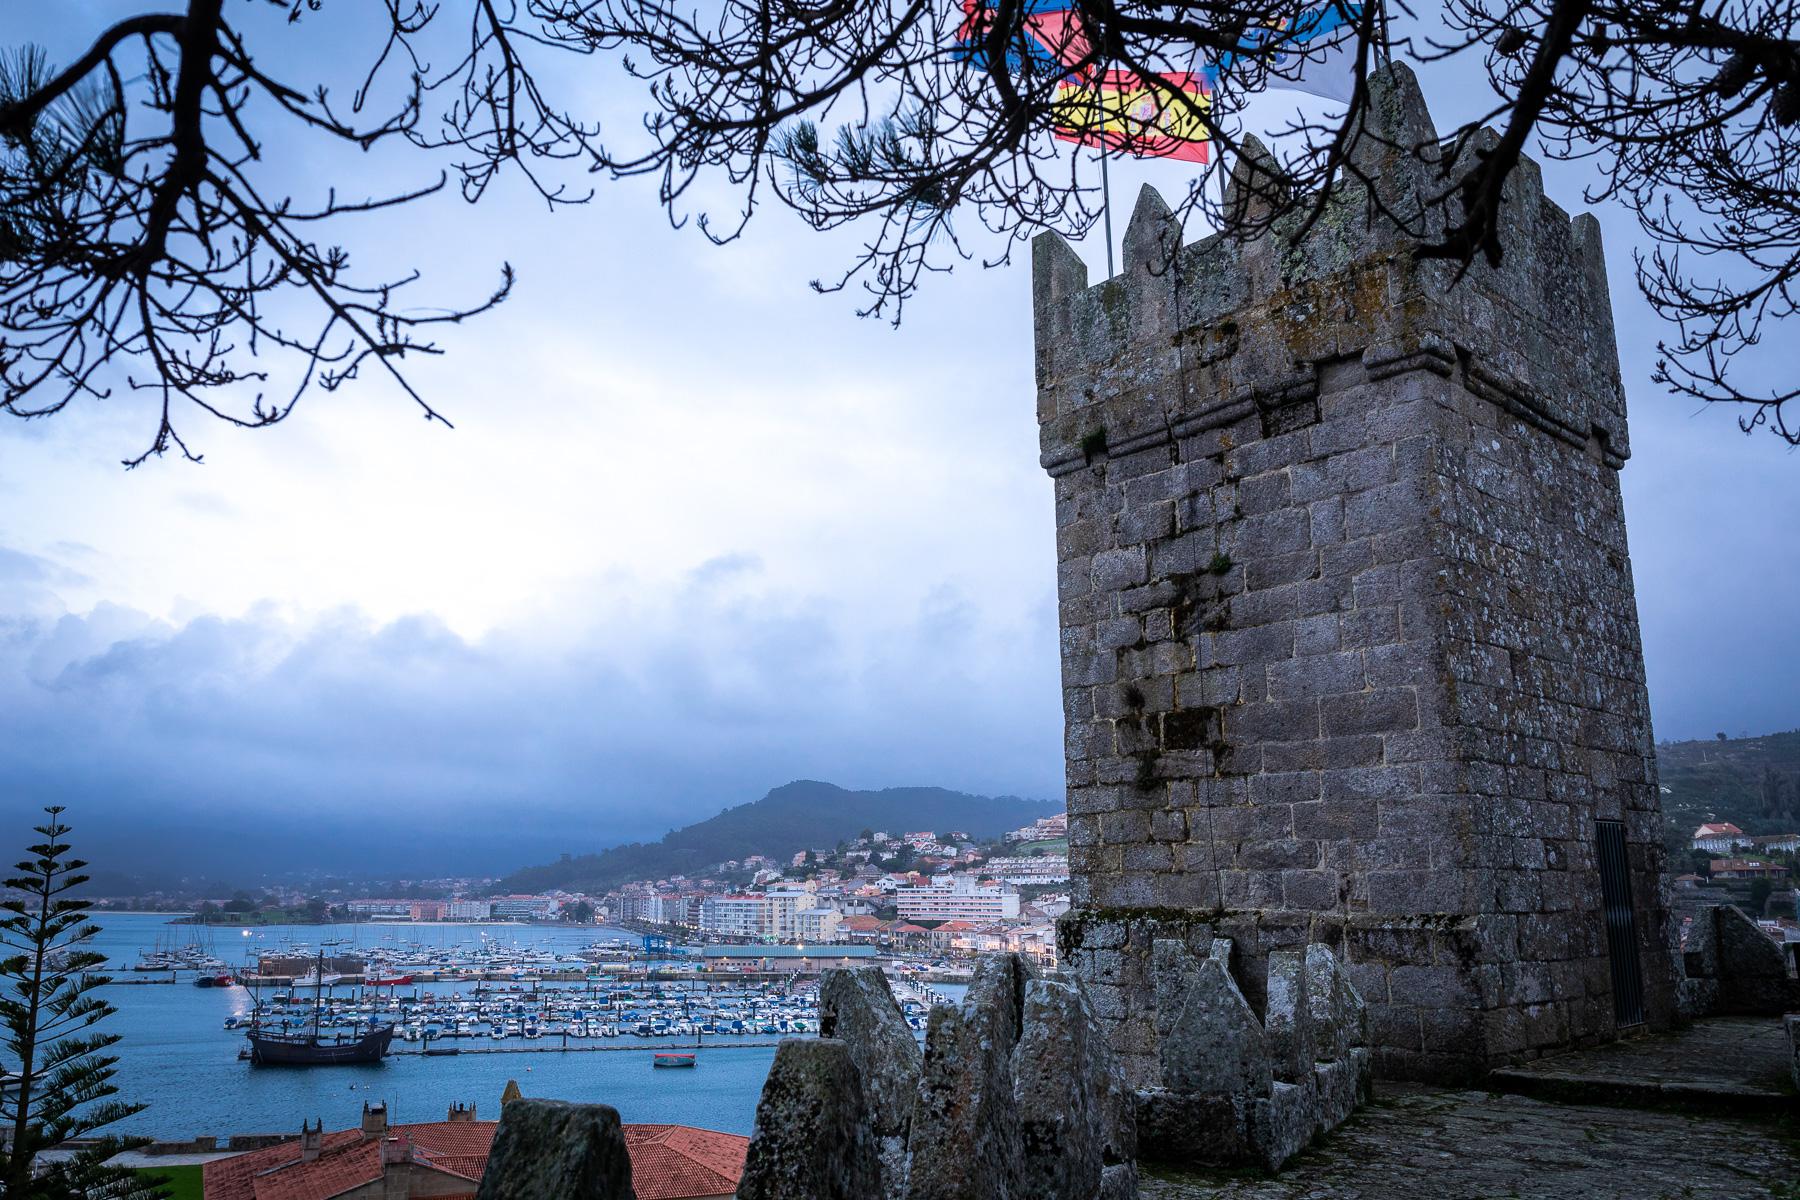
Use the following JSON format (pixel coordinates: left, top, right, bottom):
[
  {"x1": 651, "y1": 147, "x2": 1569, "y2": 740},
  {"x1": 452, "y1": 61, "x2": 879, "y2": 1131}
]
[{"x1": 1208, "y1": 1, "x2": 1367, "y2": 103}]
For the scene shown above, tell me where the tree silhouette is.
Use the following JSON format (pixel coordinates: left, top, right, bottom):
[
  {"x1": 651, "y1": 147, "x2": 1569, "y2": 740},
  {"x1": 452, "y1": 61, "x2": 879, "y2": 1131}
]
[
  {"x1": 0, "y1": 806, "x2": 163, "y2": 1200},
  {"x1": 4, "y1": 0, "x2": 1799, "y2": 458}
]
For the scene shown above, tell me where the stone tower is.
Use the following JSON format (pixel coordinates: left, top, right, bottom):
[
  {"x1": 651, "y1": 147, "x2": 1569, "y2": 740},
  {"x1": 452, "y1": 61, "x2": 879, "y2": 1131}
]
[{"x1": 1036, "y1": 65, "x2": 1678, "y2": 1084}]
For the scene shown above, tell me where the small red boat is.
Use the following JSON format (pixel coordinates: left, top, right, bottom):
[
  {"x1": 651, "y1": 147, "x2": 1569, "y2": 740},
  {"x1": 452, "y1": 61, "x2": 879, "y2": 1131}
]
[
  {"x1": 365, "y1": 975, "x2": 413, "y2": 987},
  {"x1": 651, "y1": 1052, "x2": 697, "y2": 1069}
]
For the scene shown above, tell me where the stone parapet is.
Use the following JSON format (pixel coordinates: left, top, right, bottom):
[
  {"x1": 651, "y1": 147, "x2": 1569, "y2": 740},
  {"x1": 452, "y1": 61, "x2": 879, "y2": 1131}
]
[
  {"x1": 1678, "y1": 903, "x2": 1800, "y2": 1018},
  {"x1": 739, "y1": 960, "x2": 1138, "y2": 1200},
  {"x1": 1061, "y1": 918, "x2": 1372, "y2": 1170}
]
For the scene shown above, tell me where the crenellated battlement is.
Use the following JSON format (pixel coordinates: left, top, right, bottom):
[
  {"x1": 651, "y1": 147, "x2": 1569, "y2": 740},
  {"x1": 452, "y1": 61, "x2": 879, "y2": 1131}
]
[{"x1": 1032, "y1": 64, "x2": 1629, "y2": 480}]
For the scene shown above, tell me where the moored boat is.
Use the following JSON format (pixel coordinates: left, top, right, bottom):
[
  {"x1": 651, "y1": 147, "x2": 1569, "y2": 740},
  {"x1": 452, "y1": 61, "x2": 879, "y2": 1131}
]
[
  {"x1": 246, "y1": 942, "x2": 391, "y2": 1066},
  {"x1": 248, "y1": 1024, "x2": 394, "y2": 1066}
]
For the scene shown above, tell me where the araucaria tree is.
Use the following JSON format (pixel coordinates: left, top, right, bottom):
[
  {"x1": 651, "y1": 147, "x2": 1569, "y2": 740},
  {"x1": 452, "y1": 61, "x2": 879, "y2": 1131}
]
[
  {"x1": 0, "y1": 806, "x2": 162, "y2": 1200},
  {"x1": 3, "y1": 1, "x2": 1798, "y2": 455}
]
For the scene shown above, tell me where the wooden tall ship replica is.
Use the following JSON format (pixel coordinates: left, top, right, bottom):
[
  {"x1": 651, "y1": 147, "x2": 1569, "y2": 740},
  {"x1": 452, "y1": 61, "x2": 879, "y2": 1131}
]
[{"x1": 247, "y1": 944, "x2": 393, "y2": 1066}]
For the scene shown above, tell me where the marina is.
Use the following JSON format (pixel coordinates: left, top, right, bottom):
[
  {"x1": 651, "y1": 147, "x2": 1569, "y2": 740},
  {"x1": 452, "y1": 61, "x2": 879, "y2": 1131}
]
[
  {"x1": 236, "y1": 979, "x2": 837, "y2": 1044},
  {"x1": 84, "y1": 913, "x2": 960, "y2": 1139}
]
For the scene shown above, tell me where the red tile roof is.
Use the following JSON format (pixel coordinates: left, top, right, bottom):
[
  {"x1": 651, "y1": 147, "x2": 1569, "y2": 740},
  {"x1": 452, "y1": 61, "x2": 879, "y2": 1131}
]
[
  {"x1": 624, "y1": 1125, "x2": 749, "y2": 1199},
  {"x1": 1710, "y1": 858, "x2": 1785, "y2": 873},
  {"x1": 205, "y1": 1120, "x2": 745, "y2": 1200},
  {"x1": 202, "y1": 1130, "x2": 364, "y2": 1200}
]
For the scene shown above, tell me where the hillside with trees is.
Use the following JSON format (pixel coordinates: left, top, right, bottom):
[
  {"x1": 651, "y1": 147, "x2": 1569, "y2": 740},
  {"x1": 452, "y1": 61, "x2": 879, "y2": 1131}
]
[
  {"x1": 1658, "y1": 729, "x2": 1800, "y2": 855},
  {"x1": 499, "y1": 780, "x2": 1058, "y2": 894}
]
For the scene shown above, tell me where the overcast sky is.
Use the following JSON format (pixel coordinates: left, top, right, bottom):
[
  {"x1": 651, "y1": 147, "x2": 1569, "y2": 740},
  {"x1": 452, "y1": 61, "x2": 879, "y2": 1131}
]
[{"x1": 3, "y1": 4, "x2": 1795, "y2": 880}]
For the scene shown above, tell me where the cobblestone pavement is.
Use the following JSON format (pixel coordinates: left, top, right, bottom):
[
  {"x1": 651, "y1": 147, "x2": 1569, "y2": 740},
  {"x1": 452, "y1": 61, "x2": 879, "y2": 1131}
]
[{"x1": 1141, "y1": 1083, "x2": 1800, "y2": 1199}]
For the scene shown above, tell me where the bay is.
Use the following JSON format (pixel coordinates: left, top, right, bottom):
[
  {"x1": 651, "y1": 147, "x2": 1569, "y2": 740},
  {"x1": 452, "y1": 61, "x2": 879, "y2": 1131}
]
[{"x1": 85, "y1": 913, "x2": 780, "y2": 1139}]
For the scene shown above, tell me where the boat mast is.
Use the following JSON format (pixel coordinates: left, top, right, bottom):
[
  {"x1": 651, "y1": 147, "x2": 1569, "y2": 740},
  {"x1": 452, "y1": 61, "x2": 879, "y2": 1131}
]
[{"x1": 311, "y1": 944, "x2": 325, "y2": 1043}]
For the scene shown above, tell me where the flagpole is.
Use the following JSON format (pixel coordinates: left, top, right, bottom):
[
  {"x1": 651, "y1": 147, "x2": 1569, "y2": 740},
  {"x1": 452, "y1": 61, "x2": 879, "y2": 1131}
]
[
  {"x1": 1100, "y1": 141, "x2": 1115, "y2": 278},
  {"x1": 1094, "y1": 88, "x2": 1115, "y2": 278}
]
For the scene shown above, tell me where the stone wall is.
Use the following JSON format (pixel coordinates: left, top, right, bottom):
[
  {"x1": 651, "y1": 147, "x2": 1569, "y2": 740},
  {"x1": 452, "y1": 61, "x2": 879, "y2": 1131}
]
[
  {"x1": 1679, "y1": 902, "x2": 1800, "y2": 1017},
  {"x1": 1037, "y1": 63, "x2": 1678, "y2": 1083},
  {"x1": 737, "y1": 962, "x2": 1138, "y2": 1200}
]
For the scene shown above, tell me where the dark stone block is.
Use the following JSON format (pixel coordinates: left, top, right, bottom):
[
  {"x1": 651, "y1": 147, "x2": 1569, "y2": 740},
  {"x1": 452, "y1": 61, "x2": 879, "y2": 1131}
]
[
  {"x1": 476, "y1": 1100, "x2": 636, "y2": 1200},
  {"x1": 906, "y1": 958, "x2": 1032, "y2": 1200},
  {"x1": 1134, "y1": 1089, "x2": 1251, "y2": 1165}
]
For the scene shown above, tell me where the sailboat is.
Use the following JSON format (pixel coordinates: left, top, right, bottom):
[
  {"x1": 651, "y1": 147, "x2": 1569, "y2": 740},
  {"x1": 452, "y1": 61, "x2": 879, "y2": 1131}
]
[{"x1": 247, "y1": 943, "x2": 393, "y2": 1066}]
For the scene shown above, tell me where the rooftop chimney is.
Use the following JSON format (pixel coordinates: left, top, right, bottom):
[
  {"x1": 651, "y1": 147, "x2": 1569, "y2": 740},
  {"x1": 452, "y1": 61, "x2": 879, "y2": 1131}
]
[
  {"x1": 380, "y1": 1132, "x2": 412, "y2": 1168},
  {"x1": 361, "y1": 1101, "x2": 388, "y2": 1139},
  {"x1": 299, "y1": 1118, "x2": 323, "y2": 1162}
]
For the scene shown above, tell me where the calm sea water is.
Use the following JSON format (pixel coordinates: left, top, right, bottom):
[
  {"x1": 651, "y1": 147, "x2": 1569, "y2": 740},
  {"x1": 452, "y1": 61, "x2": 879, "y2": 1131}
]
[{"x1": 85, "y1": 914, "x2": 781, "y2": 1139}]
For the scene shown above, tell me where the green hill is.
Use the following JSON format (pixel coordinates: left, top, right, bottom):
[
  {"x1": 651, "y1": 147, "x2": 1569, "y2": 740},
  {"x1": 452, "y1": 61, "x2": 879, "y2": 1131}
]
[
  {"x1": 500, "y1": 780, "x2": 1059, "y2": 893},
  {"x1": 1657, "y1": 729, "x2": 1800, "y2": 853}
]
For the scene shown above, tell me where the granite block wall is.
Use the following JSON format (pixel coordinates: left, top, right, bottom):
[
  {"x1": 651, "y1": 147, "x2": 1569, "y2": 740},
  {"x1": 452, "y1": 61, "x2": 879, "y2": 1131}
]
[{"x1": 1039, "y1": 64, "x2": 1679, "y2": 1084}]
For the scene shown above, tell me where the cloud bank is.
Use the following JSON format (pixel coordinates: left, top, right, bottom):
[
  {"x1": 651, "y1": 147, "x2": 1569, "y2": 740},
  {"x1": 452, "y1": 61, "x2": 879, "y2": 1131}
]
[{"x1": 0, "y1": 553, "x2": 1062, "y2": 882}]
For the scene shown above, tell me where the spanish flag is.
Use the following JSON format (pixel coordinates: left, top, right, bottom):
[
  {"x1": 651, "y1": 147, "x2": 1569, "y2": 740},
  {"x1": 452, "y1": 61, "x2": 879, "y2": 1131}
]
[
  {"x1": 955, "y1": 0, "x2": 1092, "y2": 83},
  {"x1": 1053, "y1": 70, "x2": 1212, "y2": 163}
]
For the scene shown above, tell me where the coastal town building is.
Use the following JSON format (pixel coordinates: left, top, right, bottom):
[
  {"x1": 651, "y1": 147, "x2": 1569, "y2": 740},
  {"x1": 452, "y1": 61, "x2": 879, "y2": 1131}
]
[
  {"x1": 203, "y1": 1105, "x2": 747, "y2": 1200},
  {"x1": 487, "y1": 895, "x2": 558, "y2": 920},
  {"x1": 1708, "y1": 859, "x2": 1790, "y2": 880},
  {"x1": 344, "y1": 899, "x2": 415, "y2": 918},
  {"x1": 585, "y1": 814, "x2": 1071, "y2": 955},
  {"x1": 341, "y1": 897, "x2": 542, "y2": 922},
  {"x1": 617, "y1": 891, "x2": 703, "y2": 928},
  {"x1": 1004, "y1": 813, "x2": 1069, "y2": 842},
  {"x1": 981, "y1": 855, "x2": 1071, "y2": 883},
  {"x1": 612, "y1": 887, "x2": 660, "y2": 923},
  {"x1": 698, "y1": 894, "x2": 772, "y2": 939},
  {"x1": 894, "y1": 874, "x2": 1021, "y2": 922},
  {"x1": 1693, "y1": 822, "x2": 1750, "y2": 853},
  {"x1": 793, "y1": 907, "x2": 843, "y2": 943},
  {"x1": 699, "y1": 891, "x2": 814, "y2": 940}
]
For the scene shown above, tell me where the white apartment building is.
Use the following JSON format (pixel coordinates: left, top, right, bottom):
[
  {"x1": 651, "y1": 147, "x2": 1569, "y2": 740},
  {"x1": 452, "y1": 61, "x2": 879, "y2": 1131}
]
[
  {"x1": 1006, "y1": 814, "x2": 1069, "y2": 842},
  {"x1": 488, "y1": 895, "x2": 557, "y2": 920},
  {"x1": 983, "y1": 856, "x2": 1071, "y2": 883},
  {"x1": 346, "y1": 899, "x2": 413, "y2": 918},
  {"x1": 643, "y1": 894, "x2": 699, "y2": 927},
  {"x1": 446, "y1": 899, "x2": 492, "y2": 920},
  {"x1": 699, "y1": 891, "x2": 816, "y2": 940},
  {"x1": 700, "y1": 895, "x2": 771, "y2": 939},
  {"x1": 765, "y1": 890, "x2": 816, "y2": 938},
  {"x1": 895, "y1": 875, "x2": 1021, "y2": 922},
  {"x1": 1692, "y1": 823, "x2": 1749, "y2": 853}
]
